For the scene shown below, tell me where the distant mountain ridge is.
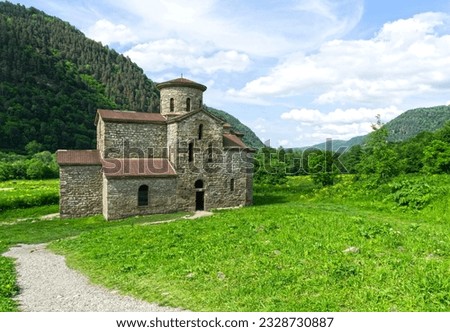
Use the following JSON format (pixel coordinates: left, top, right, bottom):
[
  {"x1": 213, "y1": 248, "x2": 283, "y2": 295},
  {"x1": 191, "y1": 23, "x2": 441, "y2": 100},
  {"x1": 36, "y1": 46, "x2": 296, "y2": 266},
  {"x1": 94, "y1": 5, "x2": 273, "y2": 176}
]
[
  {"x1": 302, "y1": 105, "x2": 450, "y2": 151},
  {"x1": 0, "y1": 2, "x2": 263, "y2": 153}
]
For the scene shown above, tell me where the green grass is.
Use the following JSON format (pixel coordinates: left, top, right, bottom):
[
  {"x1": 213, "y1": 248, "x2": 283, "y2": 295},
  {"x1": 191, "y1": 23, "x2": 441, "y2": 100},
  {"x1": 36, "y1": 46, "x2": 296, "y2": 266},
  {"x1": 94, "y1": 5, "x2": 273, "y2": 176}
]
[
  {"x1": 1, "y1": 176, "x2": 450, "y2": 312},
  {"x1": 0, "y1": 182, "x2": 190, "y2": 311},
  {"x1": 48, "y1": 175, "x2": 450, "y2": 312},
  {"x1": 0, "y1": 179, "x2": 59, "y2": 211}
]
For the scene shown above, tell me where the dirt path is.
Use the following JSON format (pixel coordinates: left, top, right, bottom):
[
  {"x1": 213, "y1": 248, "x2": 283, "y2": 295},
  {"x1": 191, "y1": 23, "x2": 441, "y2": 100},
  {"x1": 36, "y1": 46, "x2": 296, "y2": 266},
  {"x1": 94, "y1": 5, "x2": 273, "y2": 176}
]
[
  {"x1": 3, "y1": 244, "x2": 185, "y2": 312},
  {"x1": 2, "y1": 210, "x2": 215, "y2": 311},
  {"x1": 3, "y1": 244, "x2": 184, "y2": 312}
]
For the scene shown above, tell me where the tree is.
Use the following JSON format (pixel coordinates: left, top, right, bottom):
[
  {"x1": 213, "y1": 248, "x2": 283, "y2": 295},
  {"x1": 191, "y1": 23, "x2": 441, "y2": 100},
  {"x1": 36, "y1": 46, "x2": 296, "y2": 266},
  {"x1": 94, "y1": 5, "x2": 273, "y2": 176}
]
[
  {"x1": 358, "y1": 116, "x2": 401, "y2": 185},
  {"x1": 340, "y1": 145, "x2": 362, "y2": 174},
  {"x1": 253, "y1": 148, "x2": 288, "y2": 185},
  {"x1": 422, "y1": 140, "x2": 450, "y2": 174},
  {"x1": 25, "y1": 140, "x2": 43, "y2": 155},
  {"x1": 308, "y1": 150, "x2": 339, "y2": 186},
  {"x1": 394, "y1": 131, "x2": 433, "y2": 173}
]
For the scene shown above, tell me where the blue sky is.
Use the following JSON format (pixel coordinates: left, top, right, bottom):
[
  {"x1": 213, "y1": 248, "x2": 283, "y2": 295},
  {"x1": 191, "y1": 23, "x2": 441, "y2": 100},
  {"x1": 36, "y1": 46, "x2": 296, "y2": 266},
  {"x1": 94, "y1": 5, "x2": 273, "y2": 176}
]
[{"x1": 10, "y1": 0, "x2": 450, "y2": 147}]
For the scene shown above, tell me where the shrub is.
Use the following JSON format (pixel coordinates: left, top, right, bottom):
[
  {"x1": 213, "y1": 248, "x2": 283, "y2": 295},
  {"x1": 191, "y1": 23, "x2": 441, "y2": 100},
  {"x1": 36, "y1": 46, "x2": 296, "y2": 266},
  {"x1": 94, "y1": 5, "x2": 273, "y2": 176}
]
[{"x1": 386, "y1": 178, "x2": 445, "y2": 210}]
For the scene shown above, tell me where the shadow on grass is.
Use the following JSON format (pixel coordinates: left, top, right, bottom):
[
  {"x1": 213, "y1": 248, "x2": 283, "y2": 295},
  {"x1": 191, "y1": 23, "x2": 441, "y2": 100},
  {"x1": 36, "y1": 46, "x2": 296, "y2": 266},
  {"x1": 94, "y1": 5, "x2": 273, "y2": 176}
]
[{"x1": 253, "y1": 194, "x2": 289, "y2": 206}]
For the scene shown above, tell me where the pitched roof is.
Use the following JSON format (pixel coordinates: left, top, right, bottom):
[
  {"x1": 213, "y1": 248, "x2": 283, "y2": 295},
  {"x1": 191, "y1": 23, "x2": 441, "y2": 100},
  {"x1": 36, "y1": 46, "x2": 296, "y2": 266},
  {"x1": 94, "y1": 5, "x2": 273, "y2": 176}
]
[
  {"x1": 223, "y1": 133, "x2": 247, "y2": 149},
  {"x1": 56, "y1": 150, "x2": 101, "y2": 165},
  {"x1": 96, "y1": 109, "x2": 166, "y2": 124},
  {"x1": 166, "y1": 108, "x2": 225, "y2": 125},
  {"x1": 156, "y1": 77, "x2": 207, "y2": 92},
  {"x1": 102, "y1": 158, "x2": 176, "y2": 178}
]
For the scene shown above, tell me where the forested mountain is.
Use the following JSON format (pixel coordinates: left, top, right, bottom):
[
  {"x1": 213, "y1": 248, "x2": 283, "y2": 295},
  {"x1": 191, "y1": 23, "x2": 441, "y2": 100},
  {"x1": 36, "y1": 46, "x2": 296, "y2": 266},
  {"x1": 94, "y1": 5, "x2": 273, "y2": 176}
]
[
  {"x1": 0, "y1": 2, "x2": 262, "y2": 153},
  {"x1": 305, "y1": 105, "x2": 450, "y2": 151},
  {"x1": 206, "y1": 106, "x2": 264, "y2": 149},
  {"x1": 0, "y1": 2, "x2": 160, "y2": 153},
  {"x1": 385, "y1": 105, "x2": 450, "y2": 142}
]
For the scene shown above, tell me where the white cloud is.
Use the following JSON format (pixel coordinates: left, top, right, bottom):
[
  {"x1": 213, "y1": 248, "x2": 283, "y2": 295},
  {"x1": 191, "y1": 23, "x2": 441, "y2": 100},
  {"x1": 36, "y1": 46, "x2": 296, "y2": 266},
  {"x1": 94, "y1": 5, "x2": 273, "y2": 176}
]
[
  {"x1": 196, "y1": 51, "x2": 250, "y2": 74},
  {"x1": 124, "y1": 39, "x2": 250, "y2": 74},
  {"x1": 87, "y1": 19, "x2": 137, "y2": 45},
  {"x1": 84, "y1": 0, "x2": 363, "y2": 57},
  {"x1": 250, "y1": 117, "x2": 269, "y2": 135},
  {"x1": 282, "y1": 106, "x2": 403, "y2": 144},
  {"x1": 278, "y1": 139, "x2": 290, "y2": 147},
  {"x1": 281, "y1": 106, "x2": 402, "y2": 124},
  {"x1": 232, "y1": 12, "x2": 450, "y2": 107}
]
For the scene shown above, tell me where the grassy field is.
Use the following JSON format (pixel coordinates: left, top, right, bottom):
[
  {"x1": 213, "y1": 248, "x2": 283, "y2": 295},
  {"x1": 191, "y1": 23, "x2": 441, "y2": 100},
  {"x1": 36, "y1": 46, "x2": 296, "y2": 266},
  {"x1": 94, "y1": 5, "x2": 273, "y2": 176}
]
[
  {"x1": 0, "y1": 179, "x2": 59, "y2": 211},
  {"x1": 1, "y1": 175, "x2": 450, "y2": 311},
  {"x1": 0, "y1": 179, "x2": 190, "y2": 311}
]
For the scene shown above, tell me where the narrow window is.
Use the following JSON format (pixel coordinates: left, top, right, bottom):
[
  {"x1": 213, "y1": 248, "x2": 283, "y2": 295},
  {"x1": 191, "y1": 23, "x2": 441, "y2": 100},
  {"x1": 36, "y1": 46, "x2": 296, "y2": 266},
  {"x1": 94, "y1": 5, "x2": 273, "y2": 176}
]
[
  {"x1": 199, "y1": 98, "x2": 202, "y2": 109},
  {"x1": 186, "y1": 98, "x2": 191, "y2": 112},
  {"x1": 207, "y1": 143, "x2": 213, "y2": 162},
  {"x1": 198, "y1": 124, "x2": 203, "y2": 140},
  {"x1": 138, "y1": 185, "x2": 149, "y2": 206},
  {"x1": 195, "y1": 179, "x2": 204, "y2": 189},
  {"x1": 170, "y1": 98, "x2": 174, "y2": 112},
  {"x1": 188, "y1": 142, "x2": 194, "y2": 162},
  {"x1": 230, "y1": 178, "x2": 235, "y2": 191}
]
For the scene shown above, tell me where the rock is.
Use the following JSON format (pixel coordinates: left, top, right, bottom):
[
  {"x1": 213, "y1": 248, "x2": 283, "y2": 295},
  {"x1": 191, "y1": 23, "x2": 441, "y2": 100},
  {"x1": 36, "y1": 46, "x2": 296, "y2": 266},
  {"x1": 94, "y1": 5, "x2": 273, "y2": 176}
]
[{"x1": 343, "y1": 246, "x2": 360, "y2": 254}]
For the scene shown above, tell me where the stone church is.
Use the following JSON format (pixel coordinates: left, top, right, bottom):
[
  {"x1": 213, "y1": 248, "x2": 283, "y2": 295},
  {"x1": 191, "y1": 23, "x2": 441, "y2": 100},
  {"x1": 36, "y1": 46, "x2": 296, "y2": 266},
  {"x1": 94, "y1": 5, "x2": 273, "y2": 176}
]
[{"x1": 57, "y1": 77, "x2": 254, "y2": 220}]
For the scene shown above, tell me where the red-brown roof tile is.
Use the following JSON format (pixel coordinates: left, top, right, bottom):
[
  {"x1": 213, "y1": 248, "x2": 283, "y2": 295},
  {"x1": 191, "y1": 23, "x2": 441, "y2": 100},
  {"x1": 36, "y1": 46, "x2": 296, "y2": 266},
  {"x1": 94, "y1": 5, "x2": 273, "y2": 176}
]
[
  {"x1": 56, "y1": 150, "x2": 101, "y2": 165},
  {"x1": 223, "y1": 133, "x2": 247, "y2": 149},
  {"x1": 156, "y1": 77, "x2": 207, "y2": 92},
  {"x1": 96, "y1": 109, "x2": 166, "y2": 124},
  {"x1": 102, "y1": 158, "x2": 176, "y2": 177}
]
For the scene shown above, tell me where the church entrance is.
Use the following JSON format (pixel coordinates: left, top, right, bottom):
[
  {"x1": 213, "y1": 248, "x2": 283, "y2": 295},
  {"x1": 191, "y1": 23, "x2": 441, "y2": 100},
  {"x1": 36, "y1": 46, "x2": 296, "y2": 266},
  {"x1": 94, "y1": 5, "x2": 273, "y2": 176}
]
[
  {"x1": 194, "y1": 179, "x2": 205, "y2": 211},
  {"x1": 195, "y1": 191, "x2": 204, "y2": 211}
]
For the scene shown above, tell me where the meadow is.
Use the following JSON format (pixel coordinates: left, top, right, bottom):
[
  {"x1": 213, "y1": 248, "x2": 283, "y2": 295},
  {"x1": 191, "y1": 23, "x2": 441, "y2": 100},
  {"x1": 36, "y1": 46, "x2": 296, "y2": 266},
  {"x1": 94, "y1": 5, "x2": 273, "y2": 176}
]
[
  {"x1": 1, "y1": 175, "x2": 450, "y2": 311},
  {"x1": 0, "y1": 179, "x2": 59, "y2": 211}
]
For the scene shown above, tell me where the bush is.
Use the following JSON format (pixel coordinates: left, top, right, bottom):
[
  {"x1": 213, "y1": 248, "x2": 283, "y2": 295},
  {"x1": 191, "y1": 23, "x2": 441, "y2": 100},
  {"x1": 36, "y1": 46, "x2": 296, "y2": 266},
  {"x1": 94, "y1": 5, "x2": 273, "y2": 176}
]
[
  {"x1": 386, "y1": 178, "x2": 445, "y2": 210},
  {"x1": 0, "y1": 151, "x2": 58, "y2": 180}
]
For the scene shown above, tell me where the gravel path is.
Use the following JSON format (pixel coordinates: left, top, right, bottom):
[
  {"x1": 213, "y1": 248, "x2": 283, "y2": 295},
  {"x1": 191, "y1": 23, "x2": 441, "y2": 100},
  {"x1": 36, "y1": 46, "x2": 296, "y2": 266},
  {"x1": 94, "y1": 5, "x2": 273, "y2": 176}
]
[{"x1": 3, "y1": 244, "x2": 184, "y2": 312}]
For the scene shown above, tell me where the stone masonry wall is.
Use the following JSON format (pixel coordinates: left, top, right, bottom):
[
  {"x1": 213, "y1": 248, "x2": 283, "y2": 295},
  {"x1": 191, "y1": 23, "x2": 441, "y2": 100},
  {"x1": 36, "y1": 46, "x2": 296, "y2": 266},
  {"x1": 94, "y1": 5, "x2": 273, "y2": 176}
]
[
  {"x1": 96, "y1": 118, "x2": 105, "y2": 155},
  {"x1": 167, "y1": 122, "x2": 178, "y2": 166},
  {"x1": 174, "y1": 152, "x2": 250, "y2": 211},
  {"x1": 204, "y1": 149, "x2": 252, "y2": 210},
  {"x1": 160, "y1": 86, "x2": 203, "y2": 116},
  {"x1": 102, "y1": 121, "x2": 167, "y2": 158},
  {"x1": 59, "y1": 165, "x2": 103, "y2": 218},
  {"x1": 104, "y1": 176, "x2": 178, "y2": 220},
  {"x1": 171, "y1": 111, "x2": 252, "y2": 211}
]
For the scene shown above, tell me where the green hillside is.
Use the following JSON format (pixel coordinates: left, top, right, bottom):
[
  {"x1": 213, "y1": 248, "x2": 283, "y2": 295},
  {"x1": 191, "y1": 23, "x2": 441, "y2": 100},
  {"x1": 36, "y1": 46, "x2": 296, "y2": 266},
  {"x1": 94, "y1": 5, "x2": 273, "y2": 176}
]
[
  {"x1": 300, "y1": 135, "x2": 366, "y2": 152},
  {"x1": 305, "y1": 105, "x2": 450, "y2": 151},
  {"x1": 385, "y1": 105, "x2": 450, "y2": 142},
  {"x1": 0, "y1": 2, "x2": 160, "y2": 153},
  {"x1": 206, "y1": 106, "x2": 264, "y2": 149},
  {"x1": 0, "y1": 2, "x2": 262, "y2": 153}
]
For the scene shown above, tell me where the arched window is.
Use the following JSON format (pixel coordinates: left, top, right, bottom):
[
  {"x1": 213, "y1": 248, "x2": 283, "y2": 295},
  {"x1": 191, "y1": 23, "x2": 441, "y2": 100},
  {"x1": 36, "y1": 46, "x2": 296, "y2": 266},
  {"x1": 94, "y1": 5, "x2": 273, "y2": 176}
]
[
  {"x1": 207, "y1": 143, "x2": 213, "y2": 162},
  {"x1": 186, "y1": 98, "x2": 191, "y2": 112},
  {"x1": 170, "y1": 98, "x2": 174, "y2": 112},
  {"x1": 198, "y1": 124, "x2": 203, "y2": 140},
  {"x1": 188, "y1": 142, "x2": 194, "y2": 162},
  {"x1": 138, "y1": 185, "x2": 149, "y2": 206},
  {"x1": 230, "y1": 178, "x2": 235, "y2": 191},
  {"x1": 195, "y1": 179, "x2": 204, "y2": 189},
  {"x1": 199, "y1": 98, "x2": 202, "y2": 109}
]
